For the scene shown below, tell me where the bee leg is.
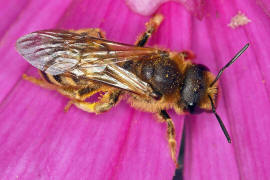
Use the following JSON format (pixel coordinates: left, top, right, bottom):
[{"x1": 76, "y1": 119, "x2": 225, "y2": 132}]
[
  {"x1": 60, "y1": 86, "x2": 101, "y2": 112},
  {"x1": 71, "y1": 28, "x2": 106, "y2": 38},
  {"x1": 22, "y1": 74, "x2": 54, "y2": 89},
  {"x1": 136, "y1": 14, "x2": 164, "y2": 47},
  {"x1": 62, "y1": 90, "x2": 100, "y2": 112},
  {"x1": 71, "y1": 90, "x2": 121, "y2": 114},
  {"x1": 158, "y1": 110, "x2": 179, "y2": 168},
  {"x1": 64, "y1": 100, "x2": 74, "y2": 112}
]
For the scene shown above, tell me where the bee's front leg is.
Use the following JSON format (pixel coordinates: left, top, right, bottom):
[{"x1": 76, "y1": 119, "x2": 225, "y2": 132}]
[
  {"x1": 158, "y1": 110, "x2": 179, "y2": 168},
  {"x1": 136, "y1": 14, "x2": 164, "y2": 47}
]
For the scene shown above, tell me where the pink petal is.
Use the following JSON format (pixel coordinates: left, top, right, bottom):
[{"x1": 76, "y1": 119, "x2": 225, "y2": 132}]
[
  {"x1": 0, "y1": 0, "x2": 185, "y2": 179},
  {"x1": 125, "y1": 0, "x2": 169, "y2": 16},
  {"x1": 125, "y1": 0, "x2": 206, "y2": 19},
  {"x1": 183, "y1": 0, "x2": 270, "y2": 179},
  {"x1": 3, "y1": 0, "x2": 269, "y2": 179},
  {"x1": 0, "y1": 0, "x2": 74, "y2": 102},
  {"x1": 0, "y1": 74, "x2": 183, "y2": 179},
  {"x1": 124, "y1": 0, "x2": 270, "y2": 179}
]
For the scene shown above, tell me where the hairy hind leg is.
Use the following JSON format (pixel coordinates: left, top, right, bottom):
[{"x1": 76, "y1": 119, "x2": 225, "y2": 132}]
[
  {"x1": 23, "y1": 73, "x2": 104, "y2": 112},
  {"x1": 136, "y1": 14, "x2": 164, "y2": 47},
  {"x1": 23, "y1": 71, "x2": 121, "y2": 114},
  {"x1": 59, "y1": 84, "x2": 102, "y2": 112},
  {"x1": 68, "y1": 89, "x2": 122, "y2": 114},
  {"x1": 23, "y1": 74, "x2": 55, "y2": 89}
]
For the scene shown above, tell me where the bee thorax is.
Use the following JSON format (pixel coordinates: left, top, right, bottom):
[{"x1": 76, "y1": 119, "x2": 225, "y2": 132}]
[{"x1": 138, "y1": 58, "x2": 182, "y2": 95}]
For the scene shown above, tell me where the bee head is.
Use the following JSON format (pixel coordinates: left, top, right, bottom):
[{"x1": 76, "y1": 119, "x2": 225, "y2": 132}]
[
  {"x1": 179, "y1": 64, "x2": 209, "y2": 114},
  {"x1": 179, "y1": 43, "x2": 249, "y2": 143}
]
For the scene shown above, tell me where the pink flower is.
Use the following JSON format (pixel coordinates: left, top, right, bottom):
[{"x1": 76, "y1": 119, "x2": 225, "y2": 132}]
[{"x1": 1, "y1": 0, "x2": 270, "y2": 179}]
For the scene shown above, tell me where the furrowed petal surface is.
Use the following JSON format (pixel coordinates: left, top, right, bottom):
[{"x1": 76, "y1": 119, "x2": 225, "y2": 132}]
[
  {"x1": 0, "y1": 0, "x2": 187, "y2": 180},
  {"x1": 125, "y1": 0, "x2": 206, "y2": 19},
  {"x1": 182, "y1": 1, "x2": 270, "y2": 180},
  {"x1": 3, "y1": 0, "x2": 270, "y2": 179},
  {"x1": 0, "y1": 0, "x2": 74, "y2": 102},
  {"x1": 127, "y1": 0, "x2": 270, "y2": 180}
]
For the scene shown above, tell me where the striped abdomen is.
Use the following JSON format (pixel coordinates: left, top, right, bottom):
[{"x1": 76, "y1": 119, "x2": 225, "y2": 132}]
[{"x1": 39, "y1": 71, "x2": 85, "y2": 87}]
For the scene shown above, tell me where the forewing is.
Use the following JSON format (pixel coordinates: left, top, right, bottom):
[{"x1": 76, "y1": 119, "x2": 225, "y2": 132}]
[
  {"x1": 16, "y1": 30, "x2": 167, "y2": 98},
  {"x1": 16, "y1": 30, "x2": 82, "y2": 75}
]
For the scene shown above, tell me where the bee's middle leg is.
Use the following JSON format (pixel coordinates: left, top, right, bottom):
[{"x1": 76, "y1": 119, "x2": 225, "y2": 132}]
[
  {"x1": 158, "y1": 110, "x2": 179, "y2": 168},
  {"x1": 136, "y1": 14, "x2": 164, "y2": 47}
]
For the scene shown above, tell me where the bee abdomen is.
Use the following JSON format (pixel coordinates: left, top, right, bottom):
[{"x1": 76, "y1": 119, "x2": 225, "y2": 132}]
[
  {"x1": 40, "y1": 71, "x2": 52, "y2": 84},
  {"x1": 39, "y1": 71, "x2": 79, "y2": 87}
]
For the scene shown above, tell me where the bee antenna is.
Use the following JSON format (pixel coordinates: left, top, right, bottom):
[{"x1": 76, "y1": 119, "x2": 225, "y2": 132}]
[
  {"x1": 210, "y1": 43, "x2": 249, "y2": 87},
  {"x1": 208, "y1": 95, "x2": 231, "y2": 143}
]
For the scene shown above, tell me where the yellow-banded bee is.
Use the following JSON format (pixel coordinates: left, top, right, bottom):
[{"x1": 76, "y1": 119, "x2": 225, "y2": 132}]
[{"x1": 16, "y1": 14, "x2": 249, "y2": 167}]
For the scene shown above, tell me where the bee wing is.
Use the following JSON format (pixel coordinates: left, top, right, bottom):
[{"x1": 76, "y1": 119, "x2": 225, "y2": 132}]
[
  {"x1": 16, "y1": 30, "x2": 81, "y2": 75},
  {"x1": 16, "y1": 30, "x2": 166, "y2": 98}
]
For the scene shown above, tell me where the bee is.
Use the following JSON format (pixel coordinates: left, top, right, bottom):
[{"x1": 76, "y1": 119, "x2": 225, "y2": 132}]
[{"x1": 16, "y1": 14, "x2": 249, "y2": 167}]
